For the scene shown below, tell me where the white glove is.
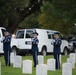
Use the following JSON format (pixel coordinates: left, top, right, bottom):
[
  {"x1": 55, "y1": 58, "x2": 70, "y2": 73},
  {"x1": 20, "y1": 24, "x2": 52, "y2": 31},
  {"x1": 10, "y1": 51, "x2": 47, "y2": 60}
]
[{"x1": 51, "y1": 40, "x2": 55, "y2": 45}]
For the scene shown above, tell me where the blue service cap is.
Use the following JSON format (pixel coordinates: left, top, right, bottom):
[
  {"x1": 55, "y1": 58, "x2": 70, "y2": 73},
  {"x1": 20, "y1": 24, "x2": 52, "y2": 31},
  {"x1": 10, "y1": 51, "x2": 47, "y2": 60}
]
[
  {"x1": 54, "y1": 32, "x2": 60, "y2": 35},
  {"x1": 33, "y1": 32, "x2": 39, "y2": 35}
]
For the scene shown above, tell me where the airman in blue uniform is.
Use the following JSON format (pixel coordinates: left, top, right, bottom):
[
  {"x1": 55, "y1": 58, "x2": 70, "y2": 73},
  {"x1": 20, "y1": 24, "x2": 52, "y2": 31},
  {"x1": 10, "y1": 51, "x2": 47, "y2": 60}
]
[
  {"x1": 52, "y1": 32, "x2": 62, "y2": 69},
  {"x1": 2, "y1": 31, "x2": 11, "y2": 66},
  {"x1": 32, "y1": 32, "x2": 39, "y2": 67}
]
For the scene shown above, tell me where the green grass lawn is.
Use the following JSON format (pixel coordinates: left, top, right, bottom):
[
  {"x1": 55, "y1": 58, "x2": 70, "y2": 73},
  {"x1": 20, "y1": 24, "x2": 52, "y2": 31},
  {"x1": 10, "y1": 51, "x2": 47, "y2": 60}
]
[{"x1": 0, "y1": 55, "x2": 76, "y2": 75}]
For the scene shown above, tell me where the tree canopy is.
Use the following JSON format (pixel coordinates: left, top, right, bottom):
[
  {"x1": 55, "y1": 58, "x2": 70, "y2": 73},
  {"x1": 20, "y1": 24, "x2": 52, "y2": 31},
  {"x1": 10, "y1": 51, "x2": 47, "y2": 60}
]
[
  {"x1": 19, "y1": 0, "x2": 76, "y2": 35},
  {"x1": 38, "y1": 0, "x2": 76, "y2": 34},
  {"x1": 0, "y1": 0, "x2": 76, "y2": 35},
  {"x1": 0, "y1": 0, "x2": 42, "y2": 33}
]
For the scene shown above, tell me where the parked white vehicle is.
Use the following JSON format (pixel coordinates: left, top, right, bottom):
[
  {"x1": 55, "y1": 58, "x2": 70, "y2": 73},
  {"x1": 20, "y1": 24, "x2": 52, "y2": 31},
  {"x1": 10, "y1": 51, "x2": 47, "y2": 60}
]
[
  {"x1": 11, "y1": 29, "x2": 69, "y2": 56},
  {"x1": 0, "y1": 27, "x2": 6, "y2": 54}
]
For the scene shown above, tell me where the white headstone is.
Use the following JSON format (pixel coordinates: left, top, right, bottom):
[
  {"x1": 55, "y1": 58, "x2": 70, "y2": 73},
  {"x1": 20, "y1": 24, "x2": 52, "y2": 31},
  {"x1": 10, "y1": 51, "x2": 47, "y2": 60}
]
[
  {"x1": 67, "y1": 58, "x2": 75, "y2": 68},
  {"x1": 36, "y1": 64, "x2": 47, "y2": 75},
  {"x1": 70, "y1": 53, "x2": 76, "y2": 63},
  {"x1": 13, "y1": 56, "x2": 22, "y2": 68},
  {"x1": 75, "y1": 50, "x2": 76, "y2": 63},
  {"x1": 47, "y1": 58, "x2": 55, "y2": 71},
  {"x1": 75, "y1": 49, "x2": 76, "y2": 54},
  {"x1": 60, "y1": 54, "x2": 61, "y2": 64},
  {"x1": 38, "y1": 55, "x2": 44, "y2": 64},
  {"x1": 10, "y1": 53, "x2": 15, "y2": 64},
  {"x1": 22, "y1": 60, "x2": 32, "y2": 74},
  {"x1": 62, "y1": 63, "x2": 72, "y2": 75},
  {"x1": 0, "y1": 62, "x2": 1, "y2": 75}
]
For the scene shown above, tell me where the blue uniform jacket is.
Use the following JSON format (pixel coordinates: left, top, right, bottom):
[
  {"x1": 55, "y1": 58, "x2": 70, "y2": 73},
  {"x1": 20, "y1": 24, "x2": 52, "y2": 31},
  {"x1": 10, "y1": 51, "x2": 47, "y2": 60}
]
[
  {"x1": 2, "y1": 36, "x2": 11, "y2": 52},
  {"x1": 32, "y1": 38, "x2": 39, "y2": 52},
  {"x1": 53, "y1": 38, "x2": 62, "y2": 54}
]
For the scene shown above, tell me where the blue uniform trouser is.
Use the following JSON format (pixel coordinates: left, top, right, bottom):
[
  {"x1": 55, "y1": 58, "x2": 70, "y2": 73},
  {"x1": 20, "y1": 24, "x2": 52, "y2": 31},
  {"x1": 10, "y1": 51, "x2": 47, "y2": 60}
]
[
  {"x1": 4, "y1": 50, "x2": 10, "y2": 66},
  {"x1": 32, "y1": 51, "x2": 38, "y2": 67},
  {"x1": 54, "y1": 54, "x2": 60, "y2": 69}
]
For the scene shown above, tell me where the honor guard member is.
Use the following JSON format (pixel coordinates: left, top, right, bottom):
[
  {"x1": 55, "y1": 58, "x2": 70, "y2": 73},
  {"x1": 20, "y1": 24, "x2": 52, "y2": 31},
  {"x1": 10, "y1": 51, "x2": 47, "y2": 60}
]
[
  {"x1": 2, "y1": 31, "x2": 11, "y2": 66},
  {"x1": 32, "y1": 32, "x2": 39, "y2": 67},
  {"x1": 51, "y1": 32, "x2": 62, "y2": 69}
]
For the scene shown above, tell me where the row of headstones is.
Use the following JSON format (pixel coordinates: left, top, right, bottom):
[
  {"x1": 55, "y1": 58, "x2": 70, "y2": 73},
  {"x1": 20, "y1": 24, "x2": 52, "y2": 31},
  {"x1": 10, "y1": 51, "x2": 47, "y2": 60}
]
[
  {"x1": 37, "y1": 53, "x2": 76, "y2": 75},
  {"x1": 63, "y1": 53, "x2": 76, "y2": 75},
  {"x1": 67, "y1": 53, "x2": 76, "y2": 68},
  {"x1": 10, "y1": 53, "x2": 56, "y2": 75},
  {"x1": 11, "y1": 53, "x2": 62, "y2": 69},
  {"x1": 0, "y1": 53, "x2": 76, "y2": 75}
]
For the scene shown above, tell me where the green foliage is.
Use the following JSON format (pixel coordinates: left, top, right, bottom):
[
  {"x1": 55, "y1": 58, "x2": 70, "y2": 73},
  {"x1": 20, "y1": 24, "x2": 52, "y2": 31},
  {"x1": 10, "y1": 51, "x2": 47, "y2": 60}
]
[
  {"x1": 0, "y1": 0, "x2": 76, "y2": 35},
  {"x1": 38, "y1": 0, "x2": 76, "y2": 34},
  {"x1": 19, "y1": 13, "x2": 40, "y2": 29},
  {"x1": 0, "y1": 0, "x2": 30, "y2": 27},
  {"x1": 19, "y1": 0, "x2": 76, "y2": 35}
]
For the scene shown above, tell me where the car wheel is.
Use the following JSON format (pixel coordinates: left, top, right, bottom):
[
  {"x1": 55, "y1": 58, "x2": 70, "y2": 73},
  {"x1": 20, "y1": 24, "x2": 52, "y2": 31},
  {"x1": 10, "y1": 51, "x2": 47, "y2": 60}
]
[
  {"x1": 42, "y1": 47, "x2": 47, "y2": 56},
  {"x1": 12, "y1": 47, "x2": 18, "y2": 55},
  {"x1": 63, "y1": 48, "x2": 68, "y2": 55}
]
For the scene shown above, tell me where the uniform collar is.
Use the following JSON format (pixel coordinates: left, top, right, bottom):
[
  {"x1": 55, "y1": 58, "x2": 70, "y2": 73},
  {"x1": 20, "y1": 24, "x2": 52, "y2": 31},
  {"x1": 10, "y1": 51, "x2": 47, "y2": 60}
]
[{"x1": 55, "y1": 38, "x2": 59, "y2": 40}]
